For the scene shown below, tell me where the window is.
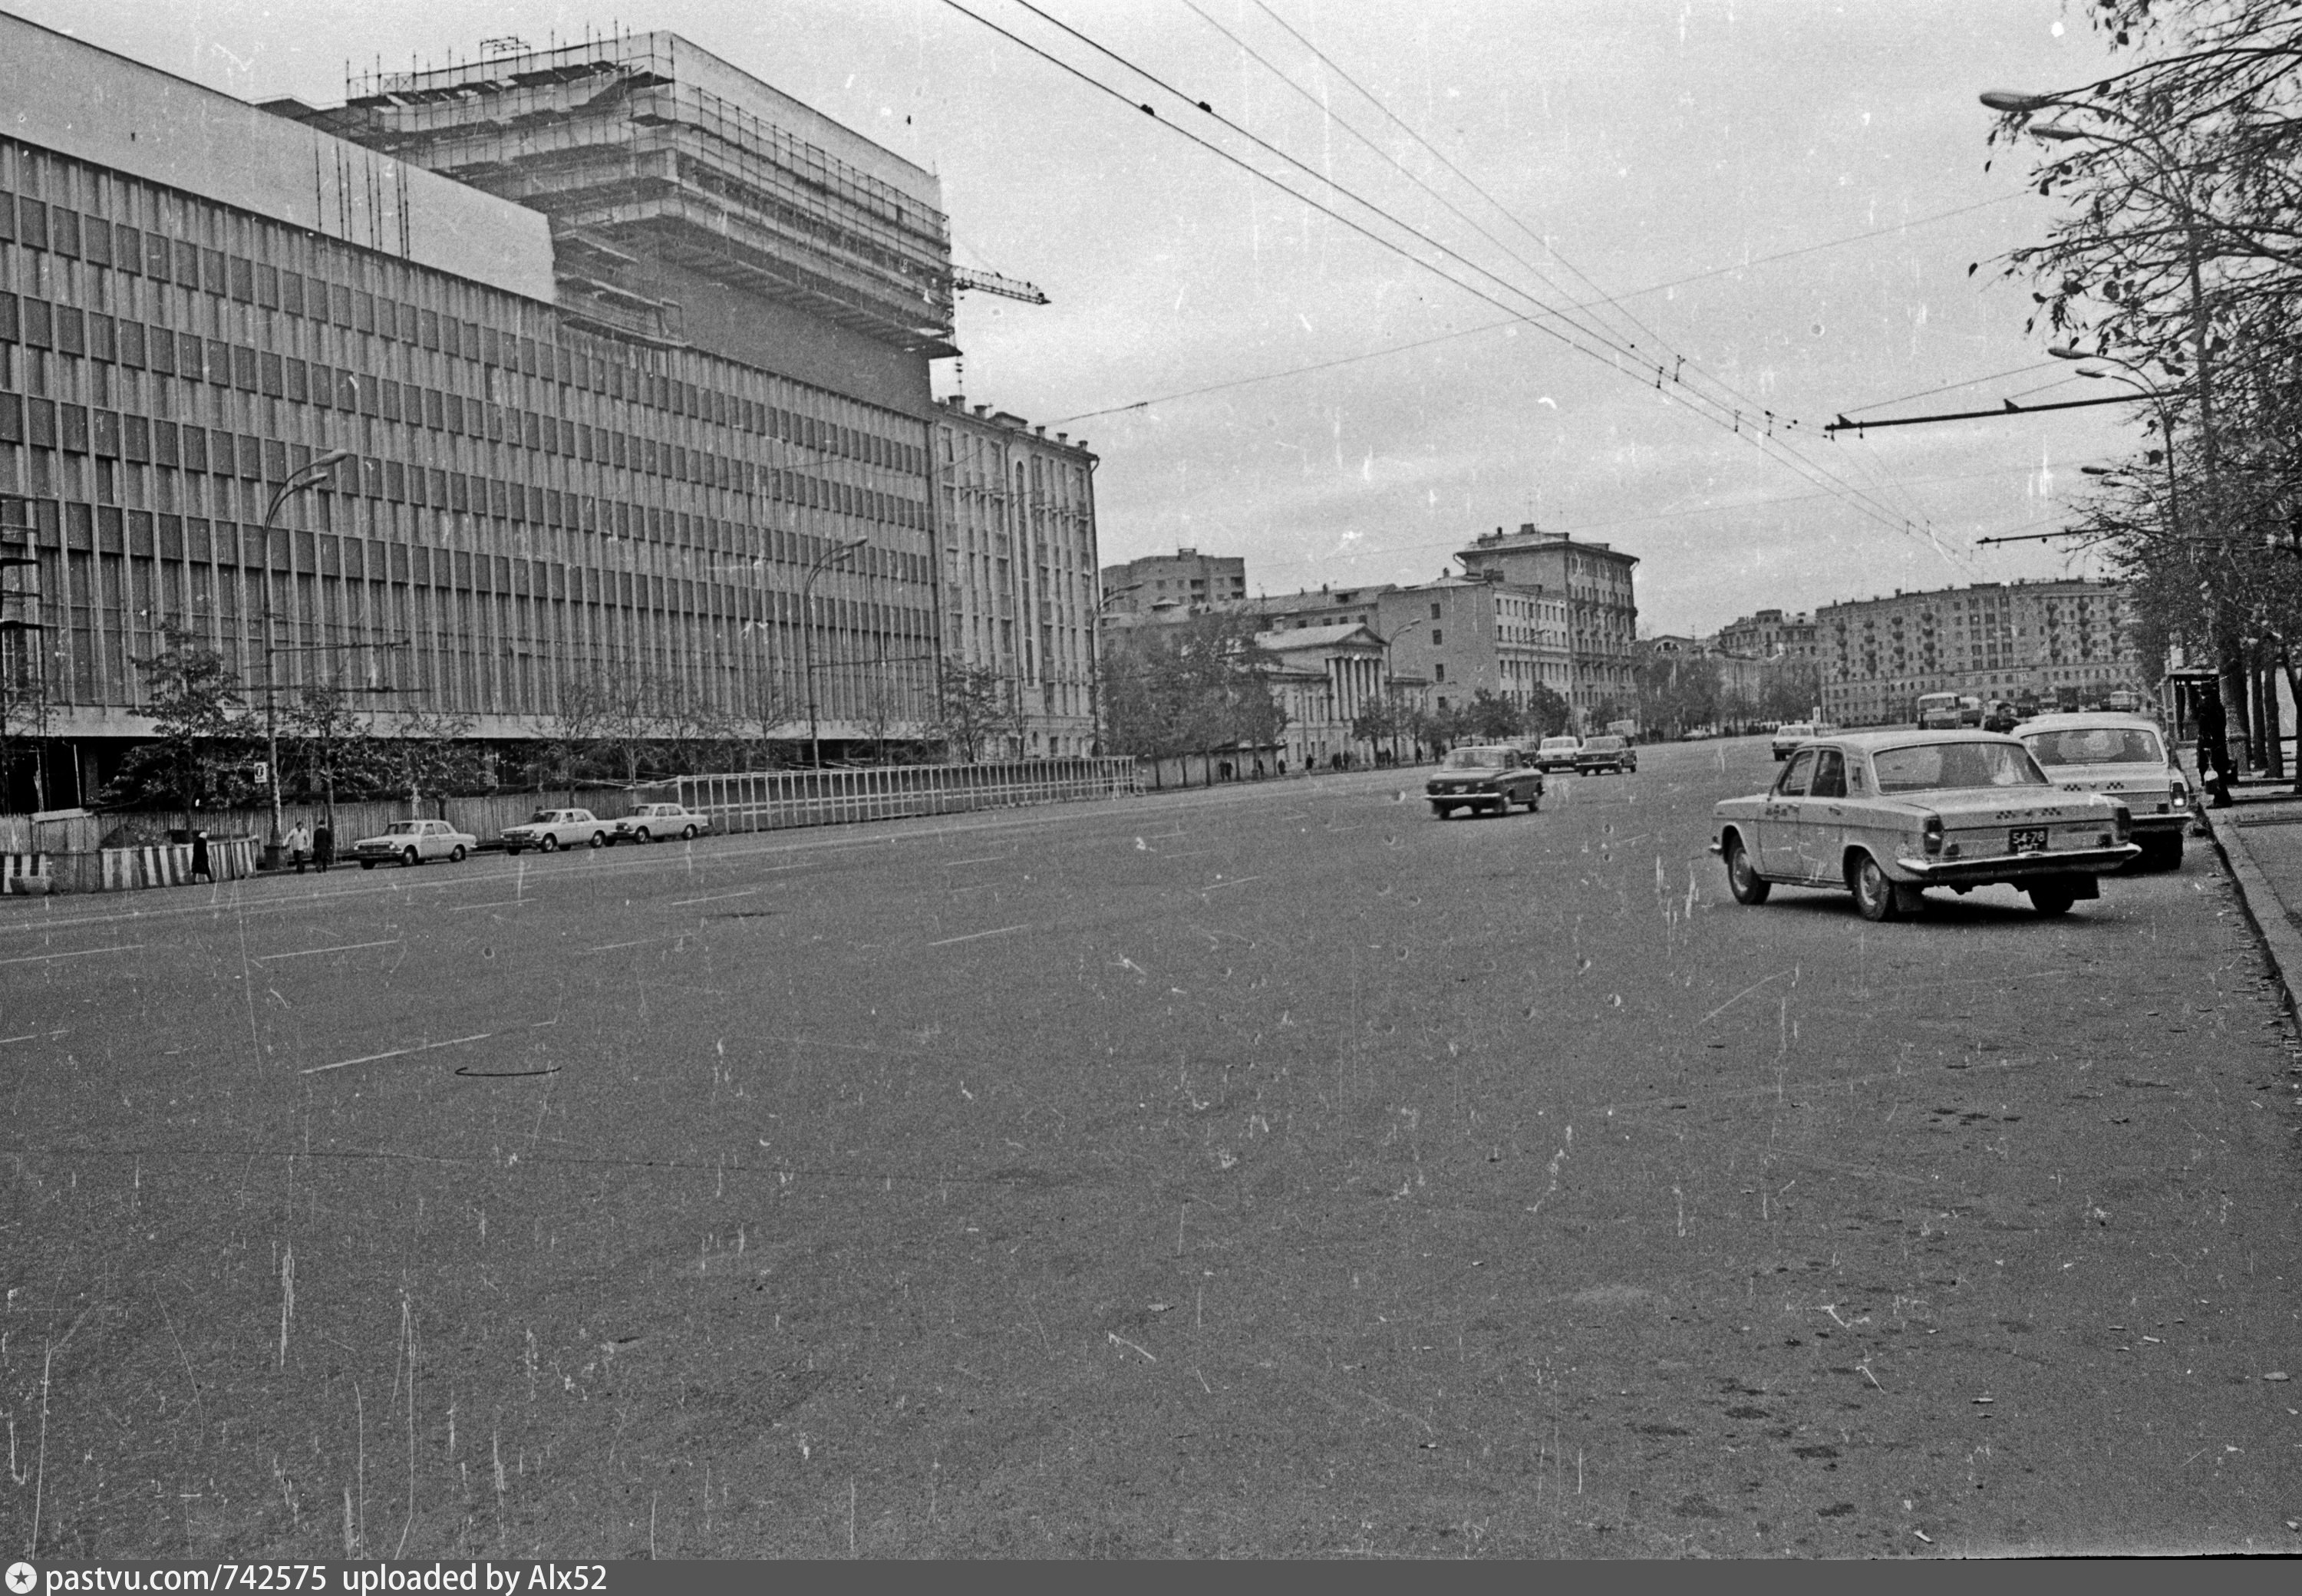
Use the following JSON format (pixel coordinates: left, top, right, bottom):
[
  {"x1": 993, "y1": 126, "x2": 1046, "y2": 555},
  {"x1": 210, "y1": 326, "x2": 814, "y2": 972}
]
[
  {"x1": 1434, "y1": 662, "x2": 1446, "y2": 683},
  {"x1": 1776, "y1": 750, "x2": 1815, "y2": 797},
  {"x1": 1809, "y1": 750, "x2": 1847, "y2": 799},
  {"x1": 1430, "y1": 603, "x2": 1443, "y2": 620},
  {"x1": 1430, "y1": 629, "x2": 1443, "y2": 646}
]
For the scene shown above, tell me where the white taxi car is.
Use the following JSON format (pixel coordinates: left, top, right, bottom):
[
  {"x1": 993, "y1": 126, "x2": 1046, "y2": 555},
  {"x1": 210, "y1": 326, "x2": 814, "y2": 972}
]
[
  {"x1": 501, "y1": 808, "x2": 610, "y2": 855},
  {"x1": 2017, "y1": 711, "x2": 2189, "y2": 869},
  {"x1": 1769, "y1": 721, "x2": 1836, "y2": 761},
  {"x1": 1711, "y1": 729, "x2": 2138, "y2": 921},
  {"x1": 349, "y1": 818, "x2": 477, "y2": 869},
  {"x1": 612, "y1": 803, "x2": 713, "y2": 844}
]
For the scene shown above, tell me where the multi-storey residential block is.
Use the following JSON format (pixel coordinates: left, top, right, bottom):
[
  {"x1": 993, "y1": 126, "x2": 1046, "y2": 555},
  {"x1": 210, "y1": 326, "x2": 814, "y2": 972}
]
[
  {"x1": 0, "y1": 18, "x2": 1095, "y2": 806},
  {"x1": 932, "y1": 396, "x2": 1098, "y2": 757},
  {"x1": 1816, "y1": 579, "x2": 2141, "y2": 726},
  {"x1": 1100, "y1": 547, "x2": 1245, "y2": 615},
  {"x1": 1453, "y1": 525, "x2": 1638, "y2": 726},
  {"x1": 1373, "y1": 575, "x2": 1570, "y2": 717},
  {"x1": 1242, "y1": 582, "x2": 1393, "y2": 633},
  {"x1": 1715, "y1": 608, "x2": 1817, "y2": 660}
]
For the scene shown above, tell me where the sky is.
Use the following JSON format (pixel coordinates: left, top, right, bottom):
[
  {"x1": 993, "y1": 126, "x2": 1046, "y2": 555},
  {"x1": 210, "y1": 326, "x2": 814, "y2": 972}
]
[{"x1": 6, "y1": 0, "x2": 2142, "y2": 635}]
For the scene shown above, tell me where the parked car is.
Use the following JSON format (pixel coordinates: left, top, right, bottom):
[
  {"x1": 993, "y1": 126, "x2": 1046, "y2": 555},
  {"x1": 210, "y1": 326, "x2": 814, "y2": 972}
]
[
  {"x1": 1769, "y1": 721, "x2": 1835, "y2": 760},
  {"x1": 2016, "y1": 711, "x2": 2189, "y2": 869},
  {"x1": 1710, "y1": 729, "x2": 2138, "y2": 921},
  {"x1": 612, "y1": 803, "x2": 713, "y2": 844},
  {"x1": 348, "y1": 818, "x2": 477, "y2": 869},
  {"x1": 501, "y1": 808, "x2": 611, "y2": 855},
  {"x1": 1426, "y1": 745, "x2": 1545, "y2": 817},
  {"x1": 1530, "y1": 735, "x2": 1582, "y2": 773},
  {"x1": 1574, "y1": 735, "x2": 1638, "y2": 775}
]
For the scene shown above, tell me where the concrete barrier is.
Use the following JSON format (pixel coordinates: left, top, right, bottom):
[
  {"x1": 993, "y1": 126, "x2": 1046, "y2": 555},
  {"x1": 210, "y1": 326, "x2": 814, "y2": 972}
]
[
  {"x1": 94, "y1": 836, "x2": 258, "y2": 892},
  {"x1": 677, "y1": 758, "x2": 1141, "y2": 835}
]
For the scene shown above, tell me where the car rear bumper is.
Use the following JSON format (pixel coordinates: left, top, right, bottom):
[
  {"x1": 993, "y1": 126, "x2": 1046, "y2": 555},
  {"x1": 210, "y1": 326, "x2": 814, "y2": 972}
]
[
  {"x1": 1892, "y1": 843, "x2": 2141, "y2": 883},
  {"x1": 2129, "y1": 812, "x2": 2188, "y2": 836}
]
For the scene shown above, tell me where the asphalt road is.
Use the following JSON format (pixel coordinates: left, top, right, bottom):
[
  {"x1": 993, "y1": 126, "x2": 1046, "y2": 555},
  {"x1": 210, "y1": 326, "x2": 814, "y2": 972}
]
[{"x1": 2, "y1": 737, "x2": 2299, "y2": 1558}]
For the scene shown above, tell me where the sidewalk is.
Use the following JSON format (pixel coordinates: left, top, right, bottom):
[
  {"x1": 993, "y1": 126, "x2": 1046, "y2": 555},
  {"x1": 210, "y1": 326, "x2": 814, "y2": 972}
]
[{"x1": 2191, "y1": 758, "x2": 2302, "y2": 1022}]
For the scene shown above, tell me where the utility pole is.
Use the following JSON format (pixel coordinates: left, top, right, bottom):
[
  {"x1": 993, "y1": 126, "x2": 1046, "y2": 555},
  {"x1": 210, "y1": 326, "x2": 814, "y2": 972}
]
[
  {"x1": 802, "y1": 536, "x2": 866, "y2": 769},
  {"x1": 257, "y1": 450, "x2": 354, "y2": 862}
]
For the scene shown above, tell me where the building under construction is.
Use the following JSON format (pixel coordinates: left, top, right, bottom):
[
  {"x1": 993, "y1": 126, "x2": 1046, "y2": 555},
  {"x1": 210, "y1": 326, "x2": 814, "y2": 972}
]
[{"x1": 0, "y1": 17, "x2": 1099, "y2": 809}]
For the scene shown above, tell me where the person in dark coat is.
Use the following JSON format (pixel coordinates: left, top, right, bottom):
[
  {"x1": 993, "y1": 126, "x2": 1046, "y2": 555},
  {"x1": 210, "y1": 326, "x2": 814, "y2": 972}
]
[
  {"x1": 190, "y1": 829, "x2": 212, "y2": 883},
  {"x1": 2195, "y1": 681, "x2": 2234, "y2": 807},
  {"x1": 313, "y1": 823, "x2": 335, "y2": 873}
]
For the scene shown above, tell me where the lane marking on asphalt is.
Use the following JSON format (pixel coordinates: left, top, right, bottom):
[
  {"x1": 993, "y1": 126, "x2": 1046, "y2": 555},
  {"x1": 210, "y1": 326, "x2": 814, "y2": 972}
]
[
  {"x1": 253, "y1": 939, "x2": 404, "y2": 961},
  {"x1": 302, "y1": 1018, "x2": 559, "y2": 1076},
  {"x1": 671, "y1": 888, "x2": 760, "y2": 907},
  {"x1": 925, "y1": 924, "x2": 1031, "y2": 947},
  {"x1": 0, "y1": 944, "x2": 145, "y2": 966},
  {"x1": 0, "y1": 1031, "x2": 68, "y2": 1045},
  {"x1": 449, "y1": 899, "x2": 535, "y2": 912},
  {"x1": 1198, "y1": 875, "x2": 1263, "y2": 892},
  {"x1": 581, "y1": 938, "x2": 661, "y2": 954},
  {"x1": 940, "y1": 856, "x2": 1014, "y2": 868}
]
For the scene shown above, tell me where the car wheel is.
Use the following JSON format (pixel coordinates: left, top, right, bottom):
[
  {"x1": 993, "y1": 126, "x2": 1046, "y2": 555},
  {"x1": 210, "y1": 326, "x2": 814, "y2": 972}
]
[
  {"x1": 1431, "y1": 803, "x2": 1454, "y2": 819},
  {"x1": 1850, "y1": 853, "x2": 1902, "y2": 922},
  {"x1": 449, "y1": 845, "x2": 467, "y2": 862},
  {"x1": 589, "y1": 832, "x2": 605, "y2": 849},
  {"x1": 1724, "y1": 836, "x2": 1770, "y2": 905},
  {"x1": 540, "y1": 835, "x2": 559, "y2": 853},
  {"x1": 2142, "y1": 833, "x2": 2183, "y2": 870},
  {"x1": 359, "y1": 860, "x2": 375, "y2": 870},
  {"x1": 632, "y1": 827, "x2": 651, "y2": 845},
  {"x1": 401, "y1": 847, "x2": 420, "y2": 869},
  {"x1": 2029, "y1": 882, "x2": 2076, "y2": 917},
  {"x1": 681, "y1": 825, "x2": 698, "y2": 841},
  {"x1": 506, "y1": 846, "x2": 522, "y2": 857}
]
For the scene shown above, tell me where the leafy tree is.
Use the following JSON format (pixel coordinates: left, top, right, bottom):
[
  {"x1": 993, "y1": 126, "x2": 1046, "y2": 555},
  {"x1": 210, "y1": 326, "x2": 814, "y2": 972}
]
[
  {"x1": 1100, "y1": 612, "x2": 1286, "y2": 759},
  {"x1": 378, "y1": 707, "x2": 487, "y2": 803},
  {"x1": 0, "y1": 629, "x2": 49, "y2": 814},
  {"x1": 111, "y1": 621, "x2": 252, "y2": 826},
  {"x1": 1456, "y1": 688, "x2": 1525, "y2": 742},
  {"x1": 931, "y1": 658, "x2": 1023, "y2": 763},
  {"x1": 539, "y1": 671, "x2": 610, "y2": 788},
  {"x1": 1521, "y1": 684, "x2": 1572, "y2": 738}
]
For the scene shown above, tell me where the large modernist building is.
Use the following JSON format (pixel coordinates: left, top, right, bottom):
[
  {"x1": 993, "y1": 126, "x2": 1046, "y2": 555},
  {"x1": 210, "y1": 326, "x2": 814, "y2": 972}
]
[
  {"x1": 0, "y1": 18, "x2": 1095, "y2": 806},
  {"x1": 1816, "y1": 578, "x2": 2140, "y2": 726},
  {"x1": 1453, "y1": 525, "x2": 1638, "y2": 726}
]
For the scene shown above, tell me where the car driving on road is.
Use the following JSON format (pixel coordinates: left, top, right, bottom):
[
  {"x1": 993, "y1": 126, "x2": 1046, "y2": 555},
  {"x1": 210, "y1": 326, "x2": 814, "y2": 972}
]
[
  {"x1": 1710, "y1": 729, "x2": 2138, "y2": 921},
  {"x1": 612, "y1": 803, "x2": 714, "y2": 844},
  {"x1": 1426, "y1": 745, "x2": 1545, "y2": 817},
  {"x1": 501, "y1": 808, "x2": 611, "y2": 855},
  {"x1": 348, "y1": 818, "x2": 477, "y2": 869},
  {"x1": 2017, "y1": 711, "x2": 2189, "y2": 869},
  {"x1": 1530, "y1": 735, "x2": 1582, "y2": 773},
  {"x1": 1769, "y1": 721, "x2": 1835, "y2": 760},
  {"x1": 1573, "y1": 735, "x2": 1638, "y2": 775}
]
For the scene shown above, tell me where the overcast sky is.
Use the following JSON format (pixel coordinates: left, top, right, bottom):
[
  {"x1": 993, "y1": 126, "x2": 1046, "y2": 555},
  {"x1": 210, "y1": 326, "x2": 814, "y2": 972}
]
[{"x1": 12, "y1": 0, "x2": 2136, "y2": 635}]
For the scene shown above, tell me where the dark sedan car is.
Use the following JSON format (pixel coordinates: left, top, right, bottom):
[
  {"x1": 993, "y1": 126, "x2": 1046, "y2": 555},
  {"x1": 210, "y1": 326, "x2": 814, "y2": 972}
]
[
  {"x1": 1573, "y1": 735, "x2": 1638, "y2": 775},
  {"x1": 1426, "y1": 746, "x2": 1545, "y2": 817}
]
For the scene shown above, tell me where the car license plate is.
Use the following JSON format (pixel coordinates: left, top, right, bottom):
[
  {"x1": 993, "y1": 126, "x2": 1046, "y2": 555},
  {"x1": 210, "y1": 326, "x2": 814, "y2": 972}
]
[{"x1": 2009, "y1": 826, "x2": 2048, "y2": 853}]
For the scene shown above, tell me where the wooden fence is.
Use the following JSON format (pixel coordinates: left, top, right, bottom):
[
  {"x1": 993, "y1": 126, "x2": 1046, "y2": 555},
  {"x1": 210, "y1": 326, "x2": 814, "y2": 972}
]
[{"x1": 676, "y1": 757, "x2": 1140, "y2": 833}]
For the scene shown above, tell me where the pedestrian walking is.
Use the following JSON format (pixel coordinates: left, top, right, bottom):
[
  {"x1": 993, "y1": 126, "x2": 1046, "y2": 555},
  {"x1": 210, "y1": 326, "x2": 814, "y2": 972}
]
[
  {"x1": 2196, "y1": 682, "x2": 2235, "y2": 808},
  {"x1": 190, "y1": 829, "x2": 212, "y2": 883},
  {"x1": 313, "y1": 822, "x2": 335, "y2": 873},
  {"x1": 284, "y1": 820, "x2": 311, "y2": 874}
]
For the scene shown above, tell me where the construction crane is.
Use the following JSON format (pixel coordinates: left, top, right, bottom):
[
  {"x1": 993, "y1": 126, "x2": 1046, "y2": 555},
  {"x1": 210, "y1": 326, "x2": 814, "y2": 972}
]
[{"x1": 948, "y1": 265, "x2": 1049, "y2": 305}]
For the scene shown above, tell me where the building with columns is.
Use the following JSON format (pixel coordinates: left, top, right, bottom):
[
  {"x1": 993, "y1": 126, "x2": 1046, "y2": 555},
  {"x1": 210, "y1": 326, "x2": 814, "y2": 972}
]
[{"x1": 1252, "y1": 622, "x2": 1388, "y2": 769}]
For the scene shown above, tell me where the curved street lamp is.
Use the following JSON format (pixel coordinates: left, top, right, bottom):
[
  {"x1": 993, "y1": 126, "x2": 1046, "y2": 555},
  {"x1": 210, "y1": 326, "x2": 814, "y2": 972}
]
[
  {"x1": 260, "y1": 449, "x2": 355, "y2": 861},
  {"x1": 802, "y1": 536, "x2": 868, "y2": 768}
]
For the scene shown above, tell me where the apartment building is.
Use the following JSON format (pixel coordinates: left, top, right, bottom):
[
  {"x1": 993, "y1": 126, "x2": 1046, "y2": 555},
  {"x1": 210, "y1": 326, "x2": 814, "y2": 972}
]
[
  {"x1": 1816, "y1": 578, "x2": 2140, "y2": 726},
  {"x1": 1715, "y1": 607, "x2": 1817, "y2": 660},
  {"x1": 1453, "y1": 525, "x2": 1638, "y2": 726},
  {"x1": 1372, "y1": 575, "x2": 1571, "y2": 716},
  {"x1": 933, "y1": 396, "x2": 1099, "y2": 757},
  {"x1": 1100, "y1": 547, "x2": 1245, "y2": 615}
]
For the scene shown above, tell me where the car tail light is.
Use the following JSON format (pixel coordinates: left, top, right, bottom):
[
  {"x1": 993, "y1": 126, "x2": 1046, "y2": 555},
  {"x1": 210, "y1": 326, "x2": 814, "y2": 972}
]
[
  {"x1": 2112, "y1": 804, "x2": 2132, "y2": 843},
  {"x1": 1921, "y1": 815, "x2": 1944, "y2": 856},
  {"x1": 2168, "y1": 779, "x2": 2188, "y2": 811}
]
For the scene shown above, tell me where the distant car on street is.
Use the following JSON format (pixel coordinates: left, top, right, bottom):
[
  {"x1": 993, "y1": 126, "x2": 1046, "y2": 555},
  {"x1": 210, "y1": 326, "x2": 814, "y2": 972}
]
[
  {"x1": 1710, "y1": 729, "x2": 2138, "y2": 921},
  {"x1": 348, "y1": 818, "x2": 477, "y2": 869},
  {"x1": 2016, "y1": 711, "x2": 2189, "y2": 869},
  {"x1": 1426, "y1": 745, "x2": 1545, "y2": 817},
  {"x1": 1530, "y1": 735, "x2": 1582, "y2": 773},
  {"x1": 1574, "y1": 735, "x2": 1638, "y2": 775},
  {"x1": 1769, "y1": 721, "x2": 1835, "y2": 760},
  {"x1": 612, "y1": 803, "x2": 713, "y2": 844},
  {"x1": 501, "y1": 808, "x2": 610, "y2": 855}
]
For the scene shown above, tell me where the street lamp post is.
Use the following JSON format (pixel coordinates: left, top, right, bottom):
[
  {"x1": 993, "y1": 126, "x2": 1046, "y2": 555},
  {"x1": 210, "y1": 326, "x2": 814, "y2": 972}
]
[
  {"x1": 801, "y1": 536, "x2": 867, "y2": 769},
  {"x1": 259, "y1": 450, "x2": 353, "y2": 863},
  {"x1": 1378, "y1": 618, "x2": 1426, "y2": 765}
]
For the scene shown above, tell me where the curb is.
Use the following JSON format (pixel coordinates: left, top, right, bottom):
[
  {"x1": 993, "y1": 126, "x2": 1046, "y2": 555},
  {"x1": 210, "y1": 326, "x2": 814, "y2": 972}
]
[{"x1": 2198, "y1": 794, "x2": 2302, "y2": 1026}]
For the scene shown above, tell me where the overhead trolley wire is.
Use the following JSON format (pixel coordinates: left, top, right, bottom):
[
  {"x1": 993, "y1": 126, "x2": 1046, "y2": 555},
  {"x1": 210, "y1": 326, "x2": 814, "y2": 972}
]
[{"x1": 941, "y1": 0, "x2": 1944, "y2": 554}]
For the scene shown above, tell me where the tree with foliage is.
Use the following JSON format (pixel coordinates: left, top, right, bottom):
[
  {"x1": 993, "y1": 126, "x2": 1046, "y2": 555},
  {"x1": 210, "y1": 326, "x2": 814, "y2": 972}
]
[
  {"x1": 282, "y1": 681, "x2": 384, "y2": 817},
  {"x1": 539, "y1": 671, "x2": 610, "y2": 788},
  {"x1": 378, "y1": 706, "x2": 487, "y2": 804},
  {"x1": 930, "y1": 658, "x2": 1023, "y2": 763},
  {"x1": 1984, "y1": 1, "x2": 2302, "y2": 764},
  {"x1": 0, "y1": 628, "x2": 48, "y2": 814},
  {"x1": 1456, "y1": 688, "x2": 1526, "y2": 742},
  {"x1": 1100, "y1": 612, "x2": 1286, "y2": 759},
  {"x1": 109, "y1": 621, "x2": 252, "y2": 827},
  {"x1": 1634, "y1": 645, "x2": 1723, "y2": 738}
]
